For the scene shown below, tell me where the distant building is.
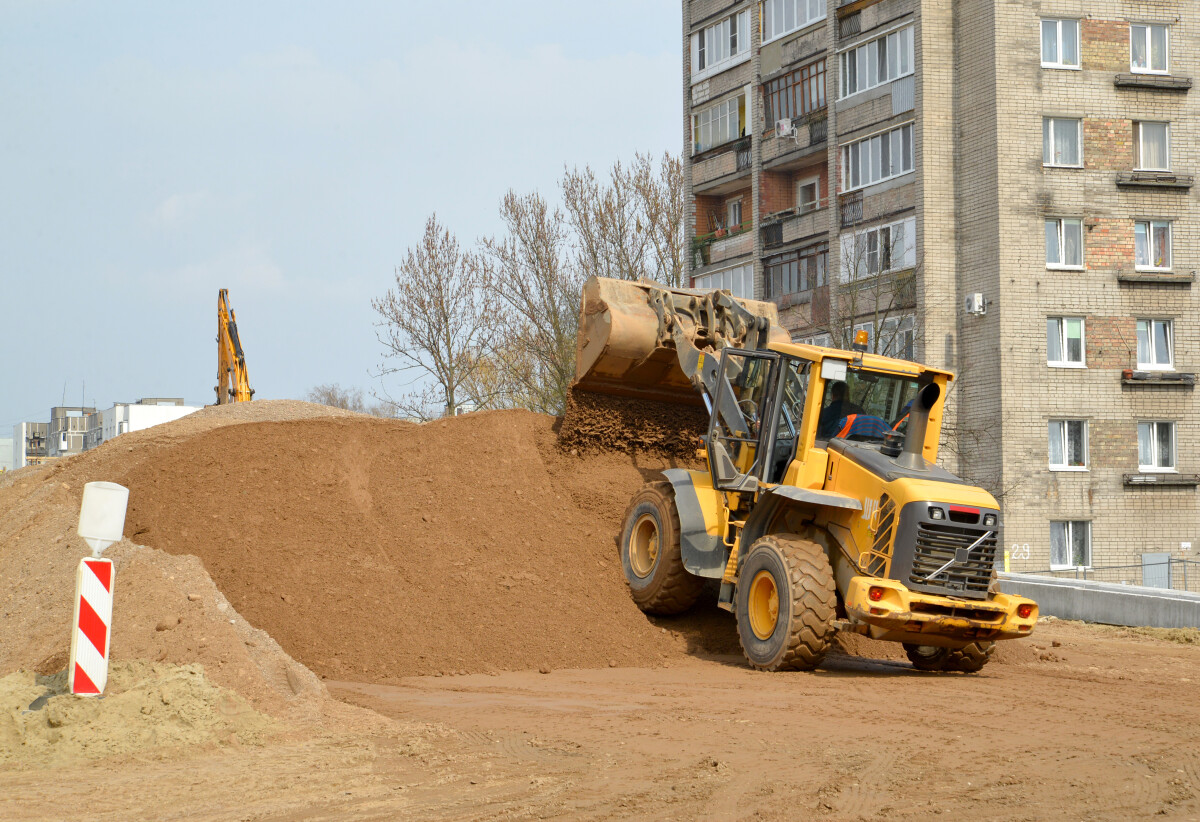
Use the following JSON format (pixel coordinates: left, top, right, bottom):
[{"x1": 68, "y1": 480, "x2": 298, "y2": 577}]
[
  {"x1": 47, "y1": 406, "x2": 95, "y2": 459},
  {"x1": 0, "y1": 437, "x2": 12, "y2": 472},
  {"x1": 13, "y1": 422, "x2": 49, "y2": 469},
  {"x1": 83, "y1": 398, "x2": 200, "y2": 450}
]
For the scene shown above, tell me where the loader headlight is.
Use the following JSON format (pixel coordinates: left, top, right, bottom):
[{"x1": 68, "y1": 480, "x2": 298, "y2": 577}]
[
  {"x1": 928, "y1": 506, "x2": 945, "y2": 520},
  {"x1": 983, "y1": 514, "x2": 997, "y2": 527}
]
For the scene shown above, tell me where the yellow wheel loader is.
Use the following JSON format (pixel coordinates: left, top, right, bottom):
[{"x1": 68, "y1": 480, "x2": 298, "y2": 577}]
[{"x1": 576, "y1": 277, "x2": 1037, "y2": 673}]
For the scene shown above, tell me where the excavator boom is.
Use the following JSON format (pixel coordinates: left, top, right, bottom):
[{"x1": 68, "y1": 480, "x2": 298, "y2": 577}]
[{"x1": 216, "y1": 288, "x2": 254, "y2": 404}]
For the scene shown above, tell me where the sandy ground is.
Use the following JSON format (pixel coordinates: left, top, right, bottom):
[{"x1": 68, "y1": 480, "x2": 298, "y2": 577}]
[{"x1": 4, "y1": 619, "x2": 1198, "y2": 822}]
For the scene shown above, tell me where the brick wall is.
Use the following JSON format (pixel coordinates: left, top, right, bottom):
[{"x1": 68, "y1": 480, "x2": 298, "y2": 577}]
[
  {"x1": 1085, "y1": 217, "x2": 1135, "y2": 272},
  {"x1": 1087, "y1": 315, "x2": 1138, "y2": 368},
  {"x1": 694, "y1": 194, "x2": 723, "y2": 234},
  {"x1": 760, "y1": 170, "x2": 793, "y2": 214},
  {"x1": 1084, "y1": 117, "x2": 1133, "y2": 171},
  {"x1": 1081, "y1": 19, "x2": 1127, "y2": 72}
]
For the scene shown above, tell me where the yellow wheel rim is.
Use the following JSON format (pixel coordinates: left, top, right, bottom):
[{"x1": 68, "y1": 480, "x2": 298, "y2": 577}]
[
  {"x1": 629, "y1": 514, "x2": 659, "y2": 578},
  {"x1": 748, "y1": 570, "x2": 780, "y2": 640}
]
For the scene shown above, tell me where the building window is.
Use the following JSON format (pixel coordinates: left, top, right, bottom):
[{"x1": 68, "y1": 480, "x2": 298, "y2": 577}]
[
  {"x1": 765, "y1": 242, "x2": 828, "y2": 296},
  {"x1": 1130, "y1": 23, "x2": 1169, "y2": 74},
  {"x1": 799, "y1": 332, "x2": 832, "y2": 347},
  {"x1": 726, "y1": 198, "x2": 744, "y2": 231},
  {"x1": 1045, "y1": 218, "x2": 1083, "y2": 269},
  {"x1": 1043, "y1": 118, "x2": 1082, "y2": 167},
  {"x1": 1138, "y1": 421, "x2": 1176, "y2": 471},
  {"x1": 880, "y1": 315, "x2": 915, "y2": 360},
  {"x1": 1048, "y1": 420, "x2": 1088, "y2": 470},
  {"x1": 764, "y1": 59, "x2": 827, "y2": 126},
  {"x1": 763, "y1": 0, "x2": 826, "y2": 44},
  {"x1": 1135, "y1": 221, "x2": 1172, "y2": 270},
  {"x1": 796, "y1": 175, "x2": 820, "y2": 213},
  {"x1": 691, "y1": 10, "x2": 752, "y2": 81},
  {"x1": 693, "y1": 263, "x2": 753, "y2": 298},
  {"x1": 1050, "y1": 521, "x2": 1091, "y2": 569},
  {"x1": 1134, "y1": 122, "x2": 1170, "y2": 171},
  {"x1": 841, "y1": 123, "x2": 913, "y2": 192},
  {"x1": 1136, "y1": 319, "x2": 1173, "y2": 370},
  {"x1": 693, "y1": 92, "x2": 746, "y2": 153},
  {"x1": 1047, "y1": 317, "x2": 1085, "y2": 367},
  {"x1": 840, "y1": 217, "x2": 916, "y2": 280},
  {"x1": 1041, "y1": 19, "x2": 1080, "y2": 69},
  {"x1": 840, "y1": 26, "x2": 914, "y2": 98}
]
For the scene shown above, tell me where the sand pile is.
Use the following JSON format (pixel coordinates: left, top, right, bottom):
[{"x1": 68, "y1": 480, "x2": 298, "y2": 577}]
[{"x1": 0, "y1": 661, "x2": 275, "y2": 767}]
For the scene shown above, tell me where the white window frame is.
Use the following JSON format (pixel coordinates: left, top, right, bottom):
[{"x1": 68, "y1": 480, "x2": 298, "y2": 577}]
[
  {"x1": 1134, "y1": 121, "x2": 1170, "y2": 171},
  {"x1": 1048, "y1": 419, "x2": 1089, "y2": 471},
  {"x1": 839, "y1": 25, "x2": 915, "y2": 99},
  {"x1": 1043, "y1": 117, "x2": 1083, "y2": 168},
  {"x1": 840, "y1": 217, "x2": 916, "y2": 281},
  {"x1": 796, "y1": 175, "x2": 821, "y2": 214},
  {"x1": 880, "y1": 315, "x2": 915, "y2": 360},
  {"x1": 1050, "y1": 520, "x2": 1091, "y2": 570},
  {"x1": 692, "y1": 90, "x2": 748, "y2": 154},
  {"x1": 693, "y1": 263, "x2": 754, "y2": 299},
  {"x1": 1045, "y1": 218, "x2": 1084, "y2": 270},
  {"x1": 690, "y1": 9, "x2": 752, "y2": 83},
  {"x1": 1130, "y1": 23, "x2": 1169, "y2": 75},
  {"x1": 726, "y1": 197, "x2": 744, "y2": 231},
  {"x1": 762, "y1": 0, "x2": 827, "y2": 46},
  {"x1": 1047, "y1": 317, "x2": 1086, "y2": 368},
  {"x1": 1135, "y1": 220, "x2": 1172, "y2": 271},
  {"x1": 1041, "y1": 19, "x2": 1081, "y2": 70},
  {"x1": 1138, "y1": 421, "x2": 1177, "y2": 472},
  {"x1": 840, "y1": 123, "x2": 914, "y2": 193},
  {"x1": 798, "y1": 332, "x2": 833, "y2": 347},
  {"x1": 1136, "y1": 319, "x2": 1174, "y2": 371}
]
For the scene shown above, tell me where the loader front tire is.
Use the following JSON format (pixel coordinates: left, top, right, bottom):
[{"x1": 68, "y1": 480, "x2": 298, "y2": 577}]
[
  {"x1": 618, "y1": 482, "x2": 704, "y2": 615},
  {"x1": 903, "y1": 643, "x2": 952, "y2": 671},
  {"x1": 735, "y1": 534, "x2": 836, "y2": 671},
  {"x1": 946, "y1": 641, "x2": 995, "y2": 673}
]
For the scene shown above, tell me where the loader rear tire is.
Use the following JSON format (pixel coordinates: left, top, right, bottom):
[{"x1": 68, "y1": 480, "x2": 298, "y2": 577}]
[
  {"x1": 734, "y1": 534, "x2": 836, "y2": 671},
  {"x1": 903, "y1": 643, "x2": 952, "y2": 671},
  {"x1": 618, "y1": 482, "x2": 705, "y2": 615},
  {"x1": 904, "y1": 642, "x2": 994, "y2": 673},
  {"x1": 946, "y1": 641, "x2": 995, "y2": 673}
]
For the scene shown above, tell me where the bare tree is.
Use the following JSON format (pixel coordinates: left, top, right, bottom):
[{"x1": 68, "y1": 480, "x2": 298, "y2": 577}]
[
  {"x1": 478, "y1": 190, "x2": 582, "y2": 415},
  {"x1": 372, "y1": 215, "x2": 500, "y2": 420},
  {"x1": 306, "y1": 383, "x2": 366, "y2": 413},
  {"x1": 561, "y1": 152, "x2": 686, "y2": 286}
]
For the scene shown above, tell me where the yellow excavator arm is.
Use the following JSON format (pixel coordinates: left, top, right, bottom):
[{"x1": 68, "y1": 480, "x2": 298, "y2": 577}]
[{"x1": 216, "y1": 288, "x2": 254, "y2": 404}]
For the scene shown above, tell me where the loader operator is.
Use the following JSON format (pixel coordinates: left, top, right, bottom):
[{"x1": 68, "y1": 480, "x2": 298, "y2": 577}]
[{"x1": 817, "y1": 381, "x2": 858, "y2": 439}]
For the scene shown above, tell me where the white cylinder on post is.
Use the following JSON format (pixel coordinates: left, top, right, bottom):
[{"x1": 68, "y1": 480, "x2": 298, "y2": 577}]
[{"x1": 70, "y1": 481, "x2": 128, "y2": 696}]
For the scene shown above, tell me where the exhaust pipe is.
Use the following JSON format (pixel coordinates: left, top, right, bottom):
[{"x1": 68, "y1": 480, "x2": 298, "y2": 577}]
[{"x1": 895, "y1": 383, "x2": 941, "y2": 471}]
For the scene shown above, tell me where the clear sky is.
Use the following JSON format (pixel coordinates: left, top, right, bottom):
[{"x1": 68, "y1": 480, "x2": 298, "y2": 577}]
[{"x1": 0, "y1": 1, "x2": 682, "y2": 426}]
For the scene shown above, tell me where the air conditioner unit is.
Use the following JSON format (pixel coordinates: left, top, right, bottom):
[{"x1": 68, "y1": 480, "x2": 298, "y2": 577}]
[
  {"x1": 963, "y1": 293, "x2": 987, "y2": 315},
  {"x1": 775, "y1": 118, "x2": 796, "y2": 139}
]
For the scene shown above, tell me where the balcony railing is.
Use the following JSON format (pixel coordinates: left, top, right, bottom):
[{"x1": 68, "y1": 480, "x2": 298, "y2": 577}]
[
  {"x1": 840, "y1": 191, "x2": 863, "y2": 227},
  {"x1": 692, "y1": 222, "x2": 753, "y2": 268},
  {"x1": 736, "y1": 142, "x2": 752, "y2": 171}
]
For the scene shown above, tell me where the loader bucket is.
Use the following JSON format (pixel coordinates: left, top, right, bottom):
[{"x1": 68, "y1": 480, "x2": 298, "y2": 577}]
[{"x1": 573, "y1": 277, "x2": 787, "y2": 406}]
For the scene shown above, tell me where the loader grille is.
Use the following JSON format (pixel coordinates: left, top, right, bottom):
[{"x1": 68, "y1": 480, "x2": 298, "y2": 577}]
[{"x1": 908, "y1": 522, "x2": 997, "y2": 598}]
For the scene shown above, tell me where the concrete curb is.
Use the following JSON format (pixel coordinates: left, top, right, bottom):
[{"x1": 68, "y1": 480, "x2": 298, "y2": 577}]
[{"x1": 997, "y1": 573, "x2": 1200, "y2": 629}]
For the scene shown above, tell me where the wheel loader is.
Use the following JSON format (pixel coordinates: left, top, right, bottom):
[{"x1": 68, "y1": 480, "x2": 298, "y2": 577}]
[{"x1": 576, "y1": 276, "x2": 1037, "y2": 673}]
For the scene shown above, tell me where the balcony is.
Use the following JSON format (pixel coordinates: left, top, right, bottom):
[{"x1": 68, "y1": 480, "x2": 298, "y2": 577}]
[
  {"x1": 1116, "y1": 171, "x2": 1194, "y2": 190},
  {"x1": 692, "y1": 137, "x2": 752, "y2": 194},
  {"x1": 1120, "y1": 369, "x2": 1195, "y2": 387},
  {"x1": 1114, "y1": 73, "x2": 1192, "y2": 92},
  {"x1": 840, "y1": 191, "x2": 863, "y2": 227},
  {"x1": 761, "y1": 203, "x2": 828, "y2": 250},
  {"x1": 693, "y1": 223, "x2": 753, "y2": 268},
  {"x1": 762, "y1": 114, "x2": 827, "y2": 170}
]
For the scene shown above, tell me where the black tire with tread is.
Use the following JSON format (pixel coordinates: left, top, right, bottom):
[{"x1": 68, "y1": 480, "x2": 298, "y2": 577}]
[
  {"x1": 904, "y1": 641, "x2": 995, "y2": 673},
  {"x1": 618, "y1": 482, "x2": 705, "y2": 615},
  {"x1": 734, "y1": 534, "x2": 837, "y2": 671}
]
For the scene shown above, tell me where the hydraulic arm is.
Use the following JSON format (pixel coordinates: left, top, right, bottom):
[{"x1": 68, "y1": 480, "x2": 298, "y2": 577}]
[{"x1": 216, "y1": 288, "x2": 254, "y2": 404}]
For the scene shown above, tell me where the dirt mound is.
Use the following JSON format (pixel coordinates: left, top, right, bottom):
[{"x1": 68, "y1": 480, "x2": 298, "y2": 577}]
[
  {"x1": 105, "y1": 409, "x2": 697, "y2": 681},
  {"x1": 557, "y1": 387, "x2": 707, "y2": 456},
  {"x1": 0, "y1": 661, "x2": 275, "y2": 767}
]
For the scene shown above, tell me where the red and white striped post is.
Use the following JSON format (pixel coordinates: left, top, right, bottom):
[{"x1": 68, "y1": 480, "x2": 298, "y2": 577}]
[
  {"x1": 69, "y1": 558, "x2": 114, "y2": 695},
  {"x1": 70, "y1": 482, "x2": 128, "y2": 697}
]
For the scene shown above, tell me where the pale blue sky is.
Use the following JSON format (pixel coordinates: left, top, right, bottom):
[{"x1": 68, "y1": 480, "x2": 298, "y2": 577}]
[{"x1": 1, "y1": 1, "x2": 682, "y2": 425}]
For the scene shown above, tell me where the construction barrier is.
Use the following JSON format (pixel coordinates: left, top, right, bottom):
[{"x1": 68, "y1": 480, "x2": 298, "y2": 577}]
[{"x1": 69, "y1": 557, "x2": 114, "y2": 695}]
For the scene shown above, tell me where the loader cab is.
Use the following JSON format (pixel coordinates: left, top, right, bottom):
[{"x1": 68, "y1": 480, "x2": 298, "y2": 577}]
[{"x1": 705, "y1": 344, "x2": 949, "y2": 494}]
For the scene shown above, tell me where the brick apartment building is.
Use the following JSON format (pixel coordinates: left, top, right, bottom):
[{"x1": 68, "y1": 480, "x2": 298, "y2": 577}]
[{"x1": 682, "y1": 0, "x2": 1198, "y2": 581}]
